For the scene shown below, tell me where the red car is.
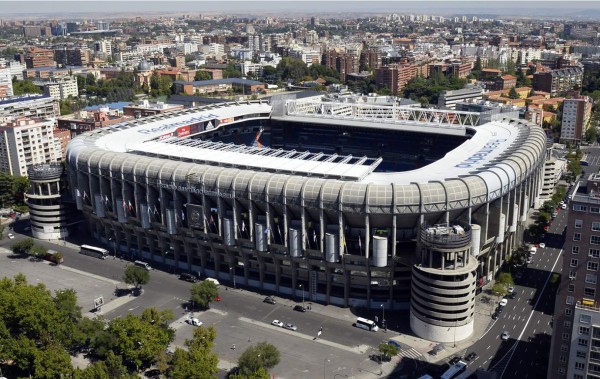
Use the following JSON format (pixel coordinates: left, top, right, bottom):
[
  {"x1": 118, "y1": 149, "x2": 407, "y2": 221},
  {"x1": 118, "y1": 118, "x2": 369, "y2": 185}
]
[{"x1": 215, "y1": 296, "x2": 221, "y2": 302}]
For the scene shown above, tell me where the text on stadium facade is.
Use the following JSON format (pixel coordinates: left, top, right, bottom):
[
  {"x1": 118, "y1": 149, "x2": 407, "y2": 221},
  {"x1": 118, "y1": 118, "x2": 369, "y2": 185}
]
[
  {"x1": 455, "y1": 139, "x2": 507, "y2": 168},
  {"x1": 137, "y1": 113, "x2": 219, "y2": 134}
]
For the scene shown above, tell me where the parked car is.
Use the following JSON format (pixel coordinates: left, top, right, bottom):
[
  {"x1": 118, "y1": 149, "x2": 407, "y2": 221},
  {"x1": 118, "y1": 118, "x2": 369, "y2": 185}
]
[
  {"x1": 499, "y1": 298, "x2": 508, "y2": 306},
  {"x1": 271, "y1": 320, "x2": 284, "y2": 327},
  {"x1": 465, "y1": 352, "x2": 478, "y2": 361},
  {"x1": 492, "y1": 312, "x2": 499, "y2": 320},
  {"x1": 293, "y1": 305, "x2": 307, "y2": 312},
  {"x1": 7, "y1": 233, "x2": 14, "y2": 239},
  {"x1": 449, "y1": 356, "x2": 462, "y2": 365},
  {"x1": 539, "y1": 242, "x2": 546, "y2": 248},
  {"x1": 283, "y1": 323, "x2": 297, "y2": 331},
  {"x1": 501, "y1": 331, "x2": 510, "y2": 340},
  {"x1": 179, "y1": 273, "x2": 198, "y2": 283},
  {"x1": 388, "y1": 340, "x2": 401, "y2": 349},
  {"x1": 187, "y1": 317, "x2": 202, "y2": 326},
  {"x1": 508, "y1": 286, "x2": 514, "y2": 294},
  {"x1": 263, "y1": 296, "x2": 276, "y2": 304}
]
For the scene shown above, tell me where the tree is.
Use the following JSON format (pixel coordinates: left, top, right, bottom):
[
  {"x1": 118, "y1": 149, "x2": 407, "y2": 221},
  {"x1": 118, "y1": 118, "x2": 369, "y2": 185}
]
[
  {"x1": 100, "y1": 311, "x2": 173, "y2": 370},
  {"x1": 508, "y1": 87, "x2": 519, "y2": 99},
  {"x1": 12, "y1": 78, "x2": 42, "y2": 95},
  {"x1": 33, "y1": 343, "x2": 74, "y2": 379},
  {"x1": 122, "y1": 265, "x2": 150, "y2": 290},
  {"x1": 237, "y1": 342, "x2": 280, "y2": 375},
  {"x1": 194, "y1": 70, "x2": 212, "y2": 81},
  {"x1": 378, "y1": 342, "x2": 399, "y2": 360},
  {"x1": 190, "y1": 281, "x2": 219, "y2": 309},
  {"x1": 276, "y1": 57, "x2": 309, "y2": 83},
  {"x1": 492, "y1": 282, "x2": 508, "y2": 297},
  {"x1": 10, "y1": 237, "x2": 35, "y2": 255},
  {"x1": 169, "y1": 326, "x2": 219, "y2": 379},
  {"x1": 229, "y1": 366, "x2": 270, "y2": 379},
  {"x1": 29, "y1": 244, "x2": 48, "y2": 259}
]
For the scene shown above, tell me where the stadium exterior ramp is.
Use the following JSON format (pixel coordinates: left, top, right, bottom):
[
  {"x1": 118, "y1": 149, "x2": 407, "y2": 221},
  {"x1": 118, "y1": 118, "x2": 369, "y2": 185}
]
[{"x1": 67, "y1": 99, "x2": 547, "y2": 343}]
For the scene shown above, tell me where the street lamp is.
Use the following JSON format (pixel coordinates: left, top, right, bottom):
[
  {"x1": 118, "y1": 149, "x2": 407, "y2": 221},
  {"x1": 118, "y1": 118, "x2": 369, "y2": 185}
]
[
  {"x1": 380, "y1": 304, "x2": 385, "y2": 327},
  {"x1": 230, "y1": 266, "x2": 236, "y2": 289},
  {"x1": 299, "y1": 284, "x2": 305, "y2": 308}
]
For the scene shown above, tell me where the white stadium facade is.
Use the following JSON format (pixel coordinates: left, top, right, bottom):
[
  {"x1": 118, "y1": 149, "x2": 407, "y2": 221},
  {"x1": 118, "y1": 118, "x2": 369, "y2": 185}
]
[{"x1": 66, "y1": 96, "x2": 547, "y2": 342}]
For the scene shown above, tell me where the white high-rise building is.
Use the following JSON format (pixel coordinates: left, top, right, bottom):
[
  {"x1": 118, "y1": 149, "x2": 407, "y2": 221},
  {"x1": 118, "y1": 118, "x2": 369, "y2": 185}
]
[
  {"x1": 0, "y1": 117, "x2": 60, "y2": 177},
  {"x1": 40, "y1": 76, "x2": 79, "y2": 100},
  {"x1": 94, "y1": 40, "x2": 112, "y2": 56},
  {"x1": 0, "y1": 67, "x2": 13, "y2": 98}
]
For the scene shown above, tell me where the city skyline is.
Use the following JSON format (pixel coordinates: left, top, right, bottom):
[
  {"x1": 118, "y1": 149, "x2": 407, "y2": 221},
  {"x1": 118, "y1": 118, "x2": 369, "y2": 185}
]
[{"x1": 2, "y1": 1, "x2": 600, "y2": 19}]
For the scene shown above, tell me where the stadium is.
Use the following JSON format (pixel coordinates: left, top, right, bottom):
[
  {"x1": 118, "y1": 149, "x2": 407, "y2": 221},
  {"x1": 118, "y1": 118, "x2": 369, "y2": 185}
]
[{"x1": 66, "y1": 95, "x2": 547, "y2": 342}]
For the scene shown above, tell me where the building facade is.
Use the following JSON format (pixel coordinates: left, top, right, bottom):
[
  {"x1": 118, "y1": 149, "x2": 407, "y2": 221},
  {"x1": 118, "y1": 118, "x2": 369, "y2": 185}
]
[
  {"x1": 375, "y1": 64, "x2": 418, "y2": 95},
  {"x1": 39, "y1": 76, "x2": 79, "y2": 100},
  {"x1": 533, "y1": 67, "x2": 584, "y2": 97},
  {"x1": 0, "y1": 117, "x2": 60, "y2": 177},
  {"x1": 549, "y1": 175, "x2": 600, "y2": 378},
  {"x1": 438, "y1": 85, "x2": 484, "y2": 109},
  {"x1": 0, "y1": 95, "x2": 59, "y2": 122},
  {"x1": 560, "y1": 96, "x2": 593, "y2": 143},
  {"x1": 0, "y1": 67, "x2": 14, "y2": 98},
  {"x1": 122, "y1": 101, "x2": 184, "y2": 118}
]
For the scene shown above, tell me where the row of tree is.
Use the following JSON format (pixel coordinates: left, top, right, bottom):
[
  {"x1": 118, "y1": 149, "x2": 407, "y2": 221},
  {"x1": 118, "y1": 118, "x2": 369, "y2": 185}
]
[{"x1": 0, "y1": 261, "x2": 279, "y2": 378}]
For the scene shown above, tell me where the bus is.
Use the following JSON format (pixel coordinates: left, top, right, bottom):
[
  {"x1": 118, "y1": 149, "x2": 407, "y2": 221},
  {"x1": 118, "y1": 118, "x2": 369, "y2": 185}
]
[
  {"x1": 440, "y1": 361, "x2": 467, "y2": 379},
  {"x1": 355, "y1": 317, "x2": 379, "y2": 331},
  {"x1": 80, "y1": 245, "x2": 108, "y2": 259}
]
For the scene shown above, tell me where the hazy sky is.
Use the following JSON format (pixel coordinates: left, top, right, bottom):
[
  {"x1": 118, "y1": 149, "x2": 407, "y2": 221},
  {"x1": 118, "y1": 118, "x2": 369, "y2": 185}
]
[{"x1": 2, "y1": 1, "x2": 600, "y2": 18}]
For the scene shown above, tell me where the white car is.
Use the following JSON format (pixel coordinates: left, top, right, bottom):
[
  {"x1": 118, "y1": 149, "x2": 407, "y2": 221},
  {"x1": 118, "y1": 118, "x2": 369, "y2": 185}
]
[
  {"x1": 271, "y1": 320, "x2": 284, "y2": 327},
  {"x1": 186, "y1": 317, "x2": 202, "y2": 326},
  {"x1": 501, "y1": 331, "x2": 510, "y2": 340},
  {"x1": 539, "y1": 243, "x2": 545, "y2": 249},
  {"x1": 7, "y1": 233, "x2": 14, "y2": 239},
  {"x1": 561, "y1": 204, "x2": 567, "y2": 210},
  {"x1": 283, "y1": 323, "x2": 297, "y2": 331},
  {"x1": 499, "y1": 298, "x2": 508, "y2": 307},
  {"x1": 508, "y1": 286, "x2": 515, "y2": 294}
]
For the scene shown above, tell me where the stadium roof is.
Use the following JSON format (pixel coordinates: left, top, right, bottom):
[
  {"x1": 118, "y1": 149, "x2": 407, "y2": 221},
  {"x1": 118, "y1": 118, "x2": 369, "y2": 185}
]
[{"x1": 70, "y1": 100, "x2": 543, "y2": 189}]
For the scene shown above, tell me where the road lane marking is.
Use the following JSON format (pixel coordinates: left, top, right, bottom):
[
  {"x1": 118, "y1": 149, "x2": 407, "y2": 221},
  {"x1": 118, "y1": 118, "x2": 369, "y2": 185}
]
[{"x1": 497, "y1": 249, "x2": 562, "y2": 379}]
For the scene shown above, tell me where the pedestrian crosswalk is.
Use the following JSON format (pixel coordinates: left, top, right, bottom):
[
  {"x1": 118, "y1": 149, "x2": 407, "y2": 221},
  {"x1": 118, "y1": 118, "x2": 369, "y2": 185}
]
[{"x1": 398, "y1": 347, "x2": 424, "y2": 360}]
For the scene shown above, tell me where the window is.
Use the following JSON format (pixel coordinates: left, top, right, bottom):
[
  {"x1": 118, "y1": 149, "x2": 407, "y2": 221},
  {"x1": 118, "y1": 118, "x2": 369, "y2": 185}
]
[
  {"x1": 559, "y1": 355, "x2": 568, "y2": 363},
  {"x1": 573, "y1": 246, "x2": 580, "y2": 254},
  {"x1": 593, "y1": 222, "x2": 600, "y2": 231},
  {"x1": 571, "y1": 259, "x2": 579, "y2": 267},
  {"x1": 558, "y1": 368, "x2": 565, "y2": 374},
  {"x1": 567, "y1": 296, "x2": 575, "y2": 305},
  {"x1": 580, "y1": 326, "x2": 590, "y2": 335},
  {"x1": 574, "y1": 374, "x2": 584, "y2": 379},
  {"x1": 578, "y1": 338, "x2": 589, "y2": 347},
  {"x1": 585, "y1": 288, "x2": 596, "y2": 297},
  {"x1": 592, "y1": 207, "x2": 600, "y2": 214},
  {"x1": 574, "y1": 205, "x2": 588, "y2": 212},
  {"x1": 588, "y1": 262, "x2": 599, "y2": 271},
  {"x1": 570, "y1": 271, "x2": 577, "y2": 279},
  {"x1": 566, "y1": 308, "x2": 573, "y2": 316},
  {"x1": 576, "y1": 351, "x2": 587, "y2": 359},
  {"x1": 569, "y1": 284, "x2": 575, "y2": 292},
  {"x1": 586, "y1": 274, "x2": 597, "y2": 285},
  {"x1": 593, "y1": 236, "x2": 600, "y2": 245},
  {"x1": 561, "y1": 344, "x2": 568, "y2": 352},
  {"x1": 575, "y1": 361, "x2": 585, "y2": 370},
  {"x1": 574, "y1": 233, "x2": 582, "y2": 241},
  {"x1": 563, "y1": 333, "x2": 571, "y2": 340},
  {"x1": 575, "y1": 219, "x2": 583, "y2": 228},
  {"x1": 581, "y1": 314, "x2": 592, "y2": 324},
  {"x1": 565, "y1": 320, "x2": 572, "y2": 328},
  {"x1": 590, "y1": 249, "x2": 600, "y2": 258}
]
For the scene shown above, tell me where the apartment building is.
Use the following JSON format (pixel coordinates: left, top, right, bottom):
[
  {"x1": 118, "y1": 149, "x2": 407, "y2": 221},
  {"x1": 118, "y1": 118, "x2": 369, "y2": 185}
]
[
  {"x1": 38, "y1": 76, "x2": 79, "y2": 100},
  {"x1": 0, "y1": 67, "x2": 14, "y2": 98},
  {"x1": 54, "y1": 47, "x2": 91, "y2": 67},
  {"x1": 375, "y1": 64, "x2": 417, "y2": 95},
  {"x1": 549, "y1": 175, "x2": 600, "y2": 379},
  {"x1": 533, "y1": 67, "x2": 584, "y2": 97},
  {"x1": 0, "y1": 95, "x2": 59, "y2": 121},
  {"x1": 438, "y1": 85, "x2": 484, "y2": 109},
  {"x1": 560, "y1": 96, "x2": 593, "y2": 143},
  {"x1": 173, "y1": 78, "x2": 266, "y2": 96},
  {"x1": 56, "y1": 109, "x2": 130, "y2": 138},
  {"x1": 539, "y1": 148, "x2": 568, "y2": 202},
  {"x1": 19, "y1": 47, "x2": 56, "y2": 69},
  {"x1": 0, "y1": 117, "x2": 60, "y2": 177},
  {"x1": 0, "y1": 59, "x2": 25, "y2": 81}
]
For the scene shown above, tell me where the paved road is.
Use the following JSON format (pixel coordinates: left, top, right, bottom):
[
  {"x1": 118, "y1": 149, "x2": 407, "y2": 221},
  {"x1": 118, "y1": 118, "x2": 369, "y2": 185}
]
[{"x1": 0, "y1": 225, "x2": 398, "y2": 378}]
